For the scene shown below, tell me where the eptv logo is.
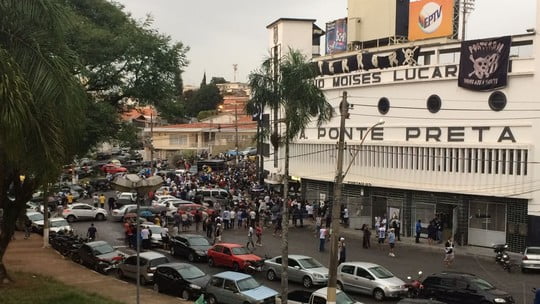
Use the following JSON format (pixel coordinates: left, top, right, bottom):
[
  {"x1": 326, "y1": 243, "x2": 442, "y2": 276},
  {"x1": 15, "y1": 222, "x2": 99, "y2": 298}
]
[{"x1": 418, "y1": 2, "x2": 443, "y2": 34}]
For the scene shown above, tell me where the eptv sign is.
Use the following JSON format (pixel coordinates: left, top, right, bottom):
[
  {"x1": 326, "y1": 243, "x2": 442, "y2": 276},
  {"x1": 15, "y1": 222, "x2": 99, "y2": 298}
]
[{"x1": 408, "y1": 0, "x2": 455, "y2": 41}]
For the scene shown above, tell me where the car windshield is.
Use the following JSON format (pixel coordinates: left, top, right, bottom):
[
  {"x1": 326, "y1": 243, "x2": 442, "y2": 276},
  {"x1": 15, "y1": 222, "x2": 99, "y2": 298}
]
[
  {"x1": 231, "y1": 247, "x2": 250, "y2": 255},
  {"x1": 149, "y1": 257, "x2": 169, "y2": 267},
  {"x1": 188, "y1": 237, "x2": 210, "y2": 246},
  {"x1": 298, "y1": 258, "x2": 323, "y2": 269},
  {"x1": 178, "y1": 265, "x2": 205, "y2": 279},
  {"x1": 51, "y1": 220, "x2": 69, "y2": 227},
  {"x1": 527, "y1": 248, "x2": 540, "y2": 254},
  {"x1": 237, "y1": 277, "x2": 261, "y2": 291},
  {"x1": 93, "y1": 243, "x2": 115, "y2": 255},
  {"x1": 336, "y1": 291, "x2": 356, "y2": 304},
  {"x1": 369, "y1": 266, "x2": 394, "y2": 279},
  {"x1": 471, "y1": 278, "x2": 495, "y2": 291},
  {"x1": 28, "y1": 214, "x2": 43, "y2": 221}
]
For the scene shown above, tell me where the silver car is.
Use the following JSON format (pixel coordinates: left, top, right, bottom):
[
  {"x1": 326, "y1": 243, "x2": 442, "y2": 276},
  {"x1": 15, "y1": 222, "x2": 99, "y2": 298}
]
[
  {"x1": 205, "y1": 271, "x2": 278, "y2": 304},
  {"x1": 117, "y1": 251, "x2": 169, "y2": 285},
  {"x1": 264, "y1": 254, "x2": 328, "y2": 288},
  {"x1": 521, "y1": 246, "x2": 540, "y2": 272},
  {"x1": 337, "y1": 262, "x2": 407, "y2": 301},
  {"x1": 111, "y1": 204, "x2": 137, "y2": 222}
]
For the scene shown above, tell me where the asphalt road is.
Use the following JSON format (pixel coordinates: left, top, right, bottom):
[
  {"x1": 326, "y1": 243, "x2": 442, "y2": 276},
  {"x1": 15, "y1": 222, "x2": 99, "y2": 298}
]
[{"x1": 69, "y1": 195, "x2": 538, "y2": 304}]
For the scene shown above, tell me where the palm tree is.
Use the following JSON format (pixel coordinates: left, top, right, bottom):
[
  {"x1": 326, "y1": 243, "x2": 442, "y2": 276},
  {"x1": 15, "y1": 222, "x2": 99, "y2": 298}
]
[
  {"x1": 0, "y1": 0, "x2": 87, "y2": 283},
  {"x1": 248, "y1": 48, "x2": 333, "y2": 303}
]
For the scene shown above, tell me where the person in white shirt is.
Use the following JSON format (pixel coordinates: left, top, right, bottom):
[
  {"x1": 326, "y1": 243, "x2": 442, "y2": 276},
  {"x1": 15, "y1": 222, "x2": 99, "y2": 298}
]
[
  {"x1": 161, "y1": 227, "x2": 170, "y2": 249},
  {"x1": 319, "y1": 227, "x2": 328, "y2": 252},
  {"x1": 229, "y1": 209, "x2": 236, "y2": 229},
  {"x1": 141, "y1": 226, "x2": 150, "y2": 250},
  {"x1": 247, "y1": 226, "x2": 255, "y2": 251}
]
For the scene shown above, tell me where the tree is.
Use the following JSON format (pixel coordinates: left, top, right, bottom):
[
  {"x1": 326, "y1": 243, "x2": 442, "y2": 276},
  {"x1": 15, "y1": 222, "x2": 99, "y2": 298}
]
[
  {"x1": 248, "y1": 49, "x2": 333, "y2": 303},
  {"x1": 116, "y1": 122, "x2": 143, "y2": 150},
  {"x1": 184, "y1": 83, "x2": 223, "y2": 117},
  {"x1": 0, "y1": 0, "x2": 88, "y2": 283}
]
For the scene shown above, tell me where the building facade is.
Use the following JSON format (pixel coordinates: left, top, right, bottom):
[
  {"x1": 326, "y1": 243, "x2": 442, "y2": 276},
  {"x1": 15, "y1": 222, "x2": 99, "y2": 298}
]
[{"x1": 264, "y1": 3, "x2": 540, "y2": 252}]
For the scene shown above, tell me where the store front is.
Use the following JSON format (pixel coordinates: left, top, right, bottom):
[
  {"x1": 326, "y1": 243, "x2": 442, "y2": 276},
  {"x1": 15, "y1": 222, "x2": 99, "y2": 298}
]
[{"x1": 468, "y1": 200, "x2": 507, "y2": 247}]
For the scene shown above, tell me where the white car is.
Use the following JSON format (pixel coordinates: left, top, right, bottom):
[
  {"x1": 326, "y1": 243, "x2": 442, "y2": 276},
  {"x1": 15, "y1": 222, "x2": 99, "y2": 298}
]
[
  {"x1": 117, "y1": 192, "x2": 137, "y2": 201},
  {"x1": 145, "y1": 224, "x2": 163, "y2": 247},
  {"x1": 111, "y1": 204, "x2": 137, "y2": 222},
  {"x1": 152, "y1": 194, "x2": 176, "y2": 205},
  {"x1": 154, "y1": 198, "x2": 191, "y2": 215},
  {"x1": 62, "y1": 203, "x2": 107, "y2": 222},
  {"x1": 34, "y1": 217, "x2": 72, "y2": 234}
]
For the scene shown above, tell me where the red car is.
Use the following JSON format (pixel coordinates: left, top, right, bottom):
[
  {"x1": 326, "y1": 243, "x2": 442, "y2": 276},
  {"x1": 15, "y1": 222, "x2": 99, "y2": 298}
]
[
  {"x1": 101, "y1": 164, "x2": 127, "y2": 174},
  {"x1": 207, "y1": 243, "x2": 263, "y2": 272},
  {"x1": 176, "y1": 203, "x2": 215, "y2": 216}
]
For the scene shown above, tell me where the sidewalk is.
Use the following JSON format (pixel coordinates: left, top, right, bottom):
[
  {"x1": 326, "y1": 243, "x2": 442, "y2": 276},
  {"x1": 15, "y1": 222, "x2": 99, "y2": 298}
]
[{"x1": 4, "y1": 231, "x2": 191, "y2": 304}]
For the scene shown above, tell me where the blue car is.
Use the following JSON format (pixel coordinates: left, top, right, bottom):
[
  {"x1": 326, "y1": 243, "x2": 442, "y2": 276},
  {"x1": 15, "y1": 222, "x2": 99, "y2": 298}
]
[{"x1": 205, "y1": 271, "x2": 278, "y2": 304}]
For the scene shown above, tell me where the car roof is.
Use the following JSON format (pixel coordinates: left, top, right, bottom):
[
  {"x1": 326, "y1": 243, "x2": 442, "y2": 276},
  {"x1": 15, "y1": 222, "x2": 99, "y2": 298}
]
[
  {"x1": 525, "y1": 246, "x2": 540, "y2": 250},
  {"x1": 50, "y1": 217, "x2": 67, "y2": 222},
  {"x1": 215, "y1": 243, "x2": 243, "y2": 248},
  {"x1": 70, "y1": 203, "x2": 92, "y2": 207},
  {"x1": 213, "y1": 271, "x2": 251, "y2": 280},
  {"x1": 340, "y1": 261, "x2": 381, "y2": 268},
  {"x1": 86, "y1": 241, "x2": 109, "y2": 247},
  {"x1": 135, "y1": 251, "x2": 167, "y2": 259},
  {"x1": 428, "y1": 271, "x2": 477, "y2": 278},
  {"x1": 158, "y1": 262, "x2": 197, "y2": 270},
  {"x1": 274, "y1": 254, "x2": 312, "y2": 260},
  {"x1": 26, "y1": 211, "x2": 41, "y2": 216}
]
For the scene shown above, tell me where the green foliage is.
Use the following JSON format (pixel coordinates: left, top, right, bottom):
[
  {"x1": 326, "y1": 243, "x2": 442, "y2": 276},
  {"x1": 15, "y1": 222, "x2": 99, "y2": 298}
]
[
  {"x1": 197, "y1": 110, "x2": 218, "y2": 121},
  {"x1": 157, "y1": 99, "x2": 186, "y2": 124},
  {"x1": 210, "y1": 77, "x2": 227, "y2": 85},
  {"x1": 184, "y1": 84, "x2": 223, "y2": 117},
  {"x1": 116, "y1": 122, "x2": 143, "y2": 150}
]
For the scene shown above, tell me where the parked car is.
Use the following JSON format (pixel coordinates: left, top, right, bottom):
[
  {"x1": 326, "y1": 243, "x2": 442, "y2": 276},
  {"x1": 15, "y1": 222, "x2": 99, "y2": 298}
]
[
  {"x1": 90, "y1": 178, "x2": 111, "y2": 191},
  {"x1": 111, "y1": 204, "x2": 137, "y2": 222},
  {"x1": 265, "y1": 255, "x2": 329, "y2": 288},
  {"x1": 397, "y1": 299, "x2": 445, "y2": 304},
  {"x1": 62, "y1": 203, "x2": 107, "y2": 222},
  {"x1": 240, "y1": 147, "x2": 257, "y2": 156},
  {"x1": 117, "y1": 192, "x2": 137, "y2": 202},
  {"x1": 153, "y1": 262, "x2": 209, "y2": 300},
  {"x1": 205, "y1": 271, "x2": 278, "y2": 304},
  {"x1": 26, "y1": 201, "x2": 40, "y2": 213},
  {"x1": 72, "y1": 241, "x2": 124, "y2": 273},
  {"x1": 176, "y1": 203, "x2": 215, "y2": 217},
  {"x1": 284, "y1": 287, "x2": 364, "y2": 304},
  {"x1": 337, "y1": 261, "x2": 407, "y2": 301},
  {"x1": 117, "y1": 251, "x2": 169, "y2": 285},
  {"x1": 521, "y1": 246, "x2": 540, "y2": 272},
  {"x1": 169, "y1": 234, "x2": 212, "y2": 262},
  {"x1": 420, "y1": 272, "x2": 514, "y2": 304},
  {"x1": 152, "y1": 194, "x2": 177, "y2": 205},
  {"x1": 23, "y1": 211, "x2": 43, "y2": 231},
  {"x1": 101, "y1": 164, "x2": 127, "y2": 174},
  {"x1": 146, "y1": 224, "x2": 164, "y2": 248},
  {"x1": 154, "y1": 198, "x2": 192, "y2": 216},
  {"x1": 207, "y1": 243, "x2": 264, "y2": 273},
  {"x1": 34, "y1": 217, "x2": 72, "y2": 234}
]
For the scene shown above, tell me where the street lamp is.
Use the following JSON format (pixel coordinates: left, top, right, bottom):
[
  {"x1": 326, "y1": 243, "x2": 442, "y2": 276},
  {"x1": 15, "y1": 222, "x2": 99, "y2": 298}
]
[
  {"x1": 327, "y1": 99, "x2": 385, "y2": 304},
  {"x1": 112, "y1": 174, "x2": 163, "y2": 304}
]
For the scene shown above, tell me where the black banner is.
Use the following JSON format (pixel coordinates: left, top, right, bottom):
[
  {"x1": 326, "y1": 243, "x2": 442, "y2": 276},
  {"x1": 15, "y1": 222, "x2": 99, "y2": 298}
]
[{"x1": 458, "y1": 36, "x2": 511, "y2": 91}]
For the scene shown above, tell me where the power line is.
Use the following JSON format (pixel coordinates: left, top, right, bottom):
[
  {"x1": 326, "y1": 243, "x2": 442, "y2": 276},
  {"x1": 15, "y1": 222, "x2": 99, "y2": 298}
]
[{"x1": 349, "y1": 102, "x2": 540, "y2": 112}]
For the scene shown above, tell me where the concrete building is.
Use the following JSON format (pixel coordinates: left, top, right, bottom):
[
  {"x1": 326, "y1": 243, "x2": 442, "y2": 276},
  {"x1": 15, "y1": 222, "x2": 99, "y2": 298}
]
[{"x1": 264, "y1": 1, "x2": 540, "y2": 251}]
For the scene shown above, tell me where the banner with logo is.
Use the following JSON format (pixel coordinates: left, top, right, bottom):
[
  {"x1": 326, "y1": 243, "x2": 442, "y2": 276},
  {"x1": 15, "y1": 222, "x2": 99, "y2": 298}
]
[
  {"x1": 326, "y1": 18, "x2": 347, "y2": 55},
  {"x1": 458, "y1": 36, "x2": 511, "y2": 91},
  {"x1": 408, "y1": 0, "x2": 454, "y2": 41}
]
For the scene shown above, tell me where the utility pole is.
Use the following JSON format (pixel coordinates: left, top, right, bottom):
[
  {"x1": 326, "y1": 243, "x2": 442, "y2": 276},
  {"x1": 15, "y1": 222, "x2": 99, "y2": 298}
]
[
  {"x1": 272, "y1": 45, "x2": 279, "y2": 168},
  {"x1": 233, "y1": 64, "x2": 238, "y2": 82},
  {"x1": 235, "y1": 102, "x2": 239, "y2": 164},
  {"x1": 150, "y1": 108, "x2": 154, "y2": 175},
  {"x1": 461, "y1": 0, "x2": 475, "y2": 40},
  {"x1": 327, "y1": 92, "x2": 349, "y2": 304}
]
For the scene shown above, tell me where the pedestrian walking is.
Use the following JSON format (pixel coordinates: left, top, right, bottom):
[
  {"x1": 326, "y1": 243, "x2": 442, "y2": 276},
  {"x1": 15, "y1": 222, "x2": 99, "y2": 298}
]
[
  {"x1": 98, "y1": 193, "x2": 106, "y2": 209},
  {"x1": 255, "y1": 223, "x2": 263, "y2": 246},
  {"x1": 388, "y1": 228, "x2": 396, "y2": 257},
  {"x1": 362, "y1": 224, "x2": 371, "y2": 249},
  {"x1": 24, "y1": 216, "x2": 32, "y2": 239},
  {"x1": 415, "y1": 220, "x2": 422, "y2": 243},
  {"x1": 427, "y1": 221, "x2": 436, "y2": 245},
  {"x1": 338, "y1": 237, "x2": 346, "y2": 264},
  {"x1": 206, "y1": 217, "x2": 213, "y2": 238},
  {"x1": 141, "y1": 226, "x2": 150, "y2": 250},
  {"x1": 318, "y1": 227, "x2": 327, "y2": 252},
  {"x1": 194, "y1": 209, "x2": 202, "y2": 232},
  {"x1": 161, "y1": 226, "x2": 170, "y2": 250},
  {"x1": 444, "y1": 237, "x2": 455, "y2": 267},
  {"x1": 377, "y1": 225, "x2": 386, "y2": 250},
  {"x1": 92, "y1": 193, "x2": 99, "y2": 207},
  {"x1": 214, "y1": 223, "x2": 222, "y2": 244},
  {"x1": 87, "y1": 223, "x2": 97, "y2": 241},
  {"x1": 108, "y1": 197, "x2": 115, "y2": 212},
  {"x1": 246, "y1": 226, "x2": 255, "y2": 251},
  {"x1": 273, "y1": 215, "x2": 282, "y2": 237}
]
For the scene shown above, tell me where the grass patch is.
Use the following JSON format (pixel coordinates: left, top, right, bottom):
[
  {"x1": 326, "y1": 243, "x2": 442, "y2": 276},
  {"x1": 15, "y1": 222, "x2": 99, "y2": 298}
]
[{"x1": 0, "y1": 272, "x2": 123, "y2": 304}]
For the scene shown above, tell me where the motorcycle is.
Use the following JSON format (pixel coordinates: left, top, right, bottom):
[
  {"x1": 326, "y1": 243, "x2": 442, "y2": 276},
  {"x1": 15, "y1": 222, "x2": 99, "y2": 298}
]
[
  {"x1": 405, "y1": 270, "x2": 424, "y2": 298},
  {"x1": 493, "y1": 244, "x2": 512, "y2": 272},
  {"x1": 98, "y1": 255, "x2": 125, "y2": 274}
]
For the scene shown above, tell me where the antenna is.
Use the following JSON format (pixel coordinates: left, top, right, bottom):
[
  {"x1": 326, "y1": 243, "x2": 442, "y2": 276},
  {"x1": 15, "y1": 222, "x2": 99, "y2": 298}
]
[
  {"x1": 461, "y1": 0, "x2": 475, "y2": 40},
  {"x1": 233, "y1": 64, "x2": 238, "y2": 82}
]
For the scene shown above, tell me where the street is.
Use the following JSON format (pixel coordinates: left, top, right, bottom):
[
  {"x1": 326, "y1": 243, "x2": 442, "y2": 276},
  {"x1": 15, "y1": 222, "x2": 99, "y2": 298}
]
[{"x1": 69, "y1": 197, "x2": 538, "y2": 304}]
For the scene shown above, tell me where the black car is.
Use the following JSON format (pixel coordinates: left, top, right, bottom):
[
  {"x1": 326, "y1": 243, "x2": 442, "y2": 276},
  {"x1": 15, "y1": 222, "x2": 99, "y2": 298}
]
[
  {"x1": 169, "y1": 234, "x2": 212, "y2": 262},
  {"x1": 72, "y1": 241, "x2": 123, "y2": 273},
  {"x1": 153, "y1": 262, "x2": 209, "y2": 300},
  {"x1": 420, "y1": 272, "x2": 514, "y2": 304},
  {"x1": 90, "y1": 178, "x2": 111, "y2": 191}
]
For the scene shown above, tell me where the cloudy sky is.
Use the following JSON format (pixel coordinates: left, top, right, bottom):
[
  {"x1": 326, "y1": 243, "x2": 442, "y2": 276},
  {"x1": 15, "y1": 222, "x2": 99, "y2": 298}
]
[{"x1": 115, "y1": 0, "x2": 536, "y2": 87}]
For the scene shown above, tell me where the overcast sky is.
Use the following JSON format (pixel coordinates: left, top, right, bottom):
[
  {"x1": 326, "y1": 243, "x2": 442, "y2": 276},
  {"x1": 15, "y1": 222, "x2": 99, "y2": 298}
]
[{"x1": 115, "y1": 0, "x2": 536, "y2": 87}]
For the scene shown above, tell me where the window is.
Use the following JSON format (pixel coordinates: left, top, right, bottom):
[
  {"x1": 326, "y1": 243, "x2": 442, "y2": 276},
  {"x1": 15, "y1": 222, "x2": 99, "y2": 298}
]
[
  {"x1": 224, "y1": 280, "x2": 238, "y2": 292},
  {"x1": 488, "y1": 91, "x2": 507, "y2": 111},
  {"x1": 356, "y1": 267, "x2": 374, "y2": 280},
  {"x1": 210, "y1": 277, "x2": 224, "y2": 288},
  {"x1": 288, "y1": 259, "x2": 300, "y2": 268},
  {"x1": 427, "y1": 95, "x2": 442, "y2": 113},
  {"x1": 440, "y1": 278, "x2": 456, "y2": 287},
  {"x1": 312, "y1": 296, "x2": 326, "y2": 304},
  {"x1": 378, "y1": 97, "x2": 390, "y2": 115},
  {"x1": 423, "y1": 276, "x2": 441, "y2": 286},
  {"x1": 212, "y1": 245, "x2": 223, "y2": 253},
  {"x1": 169, "y1": 135, "x2": 188, "y2": 146},
  {"x1": 275, "y1": 257, "x2": 282, "y2": 264},
  {"x1": 340, "y1": 265, "x2": 355, "y2": 275},
  {"x1": 222, "y1": 247, "x2": 231, "y2": 255},
  {"x1": 124, "y1": 257, "x2": 137, "y2": 265}
]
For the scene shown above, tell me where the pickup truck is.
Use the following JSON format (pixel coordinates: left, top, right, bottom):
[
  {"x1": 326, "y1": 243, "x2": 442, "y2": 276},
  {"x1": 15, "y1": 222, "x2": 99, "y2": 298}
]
[{"x1": 278, "y1": 287, "x2": 364, "y2": 304}]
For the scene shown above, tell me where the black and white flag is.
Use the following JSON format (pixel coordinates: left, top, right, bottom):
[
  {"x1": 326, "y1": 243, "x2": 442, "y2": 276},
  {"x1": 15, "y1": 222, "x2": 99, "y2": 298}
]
[{"x1": 458, "y1": 36, "x2": 511, "y2": 91}]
